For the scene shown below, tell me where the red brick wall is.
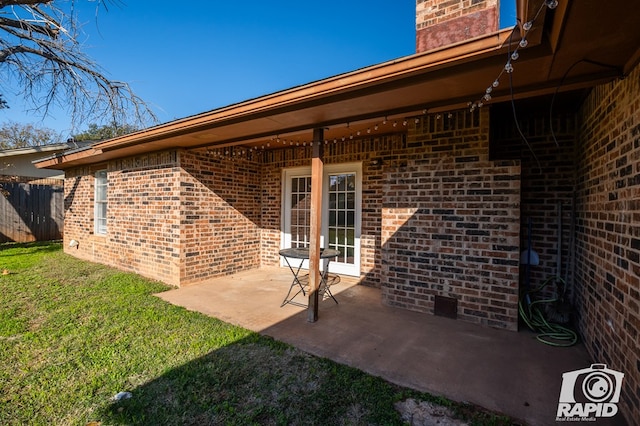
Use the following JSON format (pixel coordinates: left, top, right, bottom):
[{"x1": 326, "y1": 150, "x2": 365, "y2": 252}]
[
  {"x1": 491, "y1": 105, "x2": 578, "y2": 304},
  {"x1": 575, "y1": 64, "x2": 640, "y2": 423},
  {"x1": 64, "y1": 168, "x2": 98, "y2": 258},
  {"x1": 379, "y1": 109, "x2": 521, "y2": 330},
  {"x1": 63, "y1": 149, "x2": 262, "y2": 286},
  {"x1": 179, "y1": 149, "x2": 262, "y2": 285},
  {"x1": 64, "y1": 151, "x2": 182, "y2": 285},
  {"x1": 416, "y1": 0, "x2": 499, "y2": 53},
  {"x1": 259, "y1": 165, "x2": 282, "y2": 268}
]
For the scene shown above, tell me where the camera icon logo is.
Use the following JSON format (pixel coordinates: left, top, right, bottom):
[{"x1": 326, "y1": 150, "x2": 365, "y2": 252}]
[{"x1": 557, "y1": 364, "x2": 624, "y2": 420}]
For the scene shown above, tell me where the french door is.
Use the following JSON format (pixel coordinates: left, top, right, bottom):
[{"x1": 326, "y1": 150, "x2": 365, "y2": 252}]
[{"x1": 281, "y1": 163, "x2": 361, "y2": 276}]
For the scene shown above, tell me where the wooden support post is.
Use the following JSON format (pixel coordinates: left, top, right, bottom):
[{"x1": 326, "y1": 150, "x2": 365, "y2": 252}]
[{"x1": 307, "y1": 128, "x2": 324, "y2": 323}]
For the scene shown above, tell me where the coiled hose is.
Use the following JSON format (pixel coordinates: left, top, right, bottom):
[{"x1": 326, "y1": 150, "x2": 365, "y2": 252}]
[{"x1": 519, "y1": 276, "x2": 578, "y2": 347}]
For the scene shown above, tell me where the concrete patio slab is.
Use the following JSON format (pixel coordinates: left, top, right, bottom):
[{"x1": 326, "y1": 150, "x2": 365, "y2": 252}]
[{"x1": 157, "y1": 267, "x2": 626, "y2": 426}]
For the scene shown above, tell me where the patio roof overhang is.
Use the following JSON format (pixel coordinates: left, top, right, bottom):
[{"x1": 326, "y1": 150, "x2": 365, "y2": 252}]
[{"x1": 36, "y1": 0, "x2": 640, "y2": 170}]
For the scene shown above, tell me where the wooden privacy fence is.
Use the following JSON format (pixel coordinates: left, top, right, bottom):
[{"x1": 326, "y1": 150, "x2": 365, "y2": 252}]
[{"x1": 0, "y1": 180, "x2": 64, "y2": 243}]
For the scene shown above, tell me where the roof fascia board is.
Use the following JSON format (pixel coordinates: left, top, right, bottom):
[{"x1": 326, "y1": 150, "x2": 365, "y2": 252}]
[{"x1": 35, "y1": 148, "x2": 102, "y2": 169}]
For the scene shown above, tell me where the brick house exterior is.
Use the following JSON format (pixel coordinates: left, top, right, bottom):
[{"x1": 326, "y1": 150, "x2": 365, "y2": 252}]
[
  {"x1": 62, "y1": 109, "x2": 522, "y2": 329},
  {"x1": 38, "y1": 1, "x2": 640, "y2": 422}
]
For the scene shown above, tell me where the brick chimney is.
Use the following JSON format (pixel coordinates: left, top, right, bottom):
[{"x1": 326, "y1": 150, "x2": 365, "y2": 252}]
[{"x1": 416, "y1": 0, "x2": 499, "y2": 53}]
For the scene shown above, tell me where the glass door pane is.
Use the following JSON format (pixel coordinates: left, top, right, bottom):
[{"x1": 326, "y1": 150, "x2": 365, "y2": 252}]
[
  {"x1": 290, "y1": 176, "x2": 311, "y2": 248},
  {"x1": 327, "y1": 173, "x2": 356, "y2": 266}
]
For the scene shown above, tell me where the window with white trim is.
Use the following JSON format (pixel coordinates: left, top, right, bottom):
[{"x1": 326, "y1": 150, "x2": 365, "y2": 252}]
[{"x1": 94, "y1": 170, "x2": 107, "y2": 235}]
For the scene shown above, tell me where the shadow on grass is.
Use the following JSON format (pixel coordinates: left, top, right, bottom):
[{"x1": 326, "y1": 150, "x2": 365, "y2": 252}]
[
  {"x1": 0, "y1": 240, "x2": 62, "y2": 255},
  {"x1": 95, "y1": 336, "x2": 408, "y2": 426}
]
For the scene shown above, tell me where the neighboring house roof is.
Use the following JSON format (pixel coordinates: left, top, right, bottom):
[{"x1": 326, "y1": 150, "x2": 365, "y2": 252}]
[
  {"x1": 35, "y1": 0, "x2": 640, "y2": 170},
  {"x1": 1, "y1": 141, "x2": 93, "y2": 178},
  {"x1": 30, "y1": 142, "x2": 96, "y2": 164},
  {"x1": 0, "y1": 142, "x2": 84, "y2": 158}
]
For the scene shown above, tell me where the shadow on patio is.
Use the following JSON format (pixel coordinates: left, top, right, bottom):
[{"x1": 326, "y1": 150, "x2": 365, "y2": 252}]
[{"x1": 157, "y1": 267, "x2": 622, "y2": 426}]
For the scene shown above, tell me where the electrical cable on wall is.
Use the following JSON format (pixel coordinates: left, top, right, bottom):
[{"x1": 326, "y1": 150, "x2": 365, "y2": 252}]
[
  {"x1": 548, "y1": 59, "x2": 623, "y2": 148},
  {"x1": 506, "y1": 23, "x2": 541, "y2": 173},
  {"x1": 467, "y1": 0, "x2": 562, "y2": 173}
]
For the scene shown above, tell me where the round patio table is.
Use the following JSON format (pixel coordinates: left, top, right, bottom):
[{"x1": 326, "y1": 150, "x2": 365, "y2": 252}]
[{"x1": 278, "y1": 248, "x2": 340, "y2": 307}]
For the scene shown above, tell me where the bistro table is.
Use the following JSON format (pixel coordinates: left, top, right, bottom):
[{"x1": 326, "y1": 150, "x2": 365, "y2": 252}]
[{"x1": 278, "y1": 247, "x2": 341, "y2": 307}]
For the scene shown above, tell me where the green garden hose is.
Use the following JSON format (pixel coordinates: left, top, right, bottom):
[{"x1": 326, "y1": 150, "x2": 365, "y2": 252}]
[{"x1": 519, "y1": 276, "x2": 578, "y2": 347}]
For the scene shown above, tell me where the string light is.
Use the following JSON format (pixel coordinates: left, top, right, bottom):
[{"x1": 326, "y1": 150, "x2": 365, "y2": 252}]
[
  {"x1": 204, "y1": 107, "x2": 471, "y2": 162},
  {"x1": 467, "y1": 0, "x2": 558, "y2": 111},
  {"x1": 504, "y1": 61, "x2": 514, "y2": 73},
  {"x1": 209, "y1": 108, "x2": 476, "y2": 162}
]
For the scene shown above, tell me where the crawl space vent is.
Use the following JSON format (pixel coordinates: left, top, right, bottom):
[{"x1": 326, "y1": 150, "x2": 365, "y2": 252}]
[{"x1": 434, "y1": 295, "x2": 458, "y2": 319}]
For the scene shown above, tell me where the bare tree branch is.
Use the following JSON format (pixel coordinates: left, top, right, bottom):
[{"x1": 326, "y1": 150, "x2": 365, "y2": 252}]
[
  {"x1": 0, "y1": 1, "x2": 51, "y2": 7},
  {"x1": 0, "y1": 0, "x2": 157, "y2": 130},
  {"x1": 0, "y1": 16, "x2": 59, "y2": 38}
]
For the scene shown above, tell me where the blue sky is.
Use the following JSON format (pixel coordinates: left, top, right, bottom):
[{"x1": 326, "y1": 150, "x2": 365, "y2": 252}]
[{"x1": 1, "y1": 1, "x2": 515, "y2": 137}]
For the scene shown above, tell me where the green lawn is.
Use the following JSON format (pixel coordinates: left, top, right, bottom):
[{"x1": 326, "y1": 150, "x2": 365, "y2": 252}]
[{"x1": 0, "y1": 242, "x2": 511, "y2": 425}]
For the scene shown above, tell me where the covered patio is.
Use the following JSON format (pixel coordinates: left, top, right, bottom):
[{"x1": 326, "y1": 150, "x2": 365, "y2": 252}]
[{"x1": 157, "y1": 267, "x2": 595, "y2": 426}]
